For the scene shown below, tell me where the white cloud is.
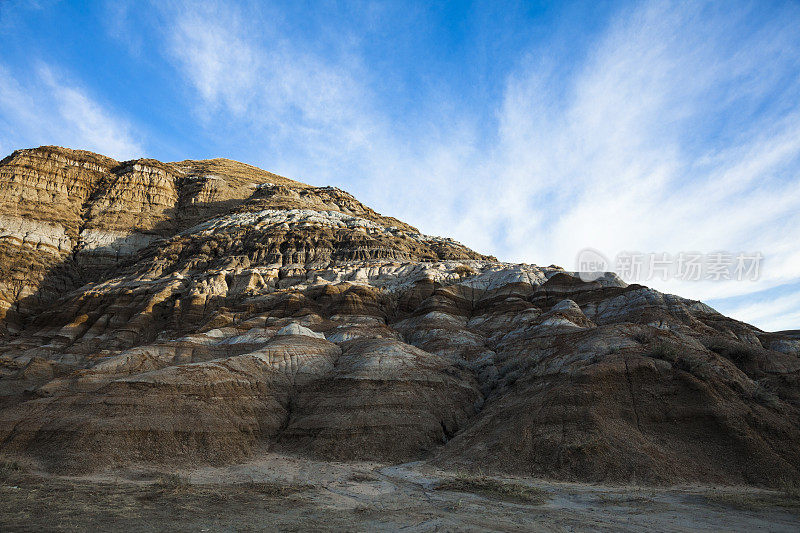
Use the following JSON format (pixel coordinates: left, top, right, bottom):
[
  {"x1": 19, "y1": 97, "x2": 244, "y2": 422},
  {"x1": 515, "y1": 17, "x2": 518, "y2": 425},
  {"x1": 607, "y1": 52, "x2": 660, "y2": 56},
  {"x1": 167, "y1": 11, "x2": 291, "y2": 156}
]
[
  {"x1": 448, "y1": 0, "x2": 800, "y2": 329},
  {"x1": 716, "y1": 287, "x2": 800, "y2": 332},
  {"x1": 153, "y1": 0, "x2": 800, "y2": 330},
  {"x1": 162, "y1": 0, "x2": 377, "y2": 171},
  {"x1": 0, "y1": 63, "x2": 143, "y2": 160}
]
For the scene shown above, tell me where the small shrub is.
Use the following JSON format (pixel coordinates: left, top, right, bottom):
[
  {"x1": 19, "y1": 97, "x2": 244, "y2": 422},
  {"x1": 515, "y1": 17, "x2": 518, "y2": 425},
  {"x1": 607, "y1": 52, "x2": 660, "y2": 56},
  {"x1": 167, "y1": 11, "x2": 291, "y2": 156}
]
[
  {"x1": 703, "y1": 338, "x2": 760, "y2": 368},
  {"x1": 434, "y1": 472, "x2": 548, "y2": 504},
  {"x1": 753, "y1": 382, "x2": 781, "y2": 409},
  {"x1": 706, "y1": 482, "x2": 800, "y2": 512},
  {"x1": 453, "y1": 264, "x2": 477, "y2": 277},
  {"x1": 451, "y1": 358, "x2": 471, "y2": 372},
  {"x1": 503, "y1": 369, "x2": 521, "y2": 386},
  {"x1": 150, "y1": 473, "x2": 190, "y2": 494},
  {"x1": 647, "y1": 342, "x2": 677, "y2": 361},
  {"x1": 497, "y1": 361, "x2": 518, "y2": 379},
  {"x1": 780, "y1": 478, "x2": 800, "y2": 501},
  {"x1": 0, "y1": 459, "x2": 22, "y2": 483},
  {"x1": 348, "y1": 472, "x2": 377, "y2": 483},
  {"x1": 606, "y1": 345, "x2": 621, "y2": 355},
  {"x1": 237, "y1": 481, "x2": 310, "y2": 496}
]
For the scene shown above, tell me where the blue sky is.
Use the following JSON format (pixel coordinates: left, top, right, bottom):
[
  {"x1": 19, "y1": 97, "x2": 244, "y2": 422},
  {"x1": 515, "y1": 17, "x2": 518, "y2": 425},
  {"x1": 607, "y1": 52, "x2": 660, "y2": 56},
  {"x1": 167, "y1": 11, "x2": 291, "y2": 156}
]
[{"x1": 1, "y1": 0, "x2": 799, "y2": 331}]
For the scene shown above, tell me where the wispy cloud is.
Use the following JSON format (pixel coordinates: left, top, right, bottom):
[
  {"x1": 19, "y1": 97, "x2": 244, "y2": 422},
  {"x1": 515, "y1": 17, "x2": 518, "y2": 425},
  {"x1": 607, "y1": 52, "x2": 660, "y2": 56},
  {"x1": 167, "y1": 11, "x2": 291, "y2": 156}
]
[
  {"x1": 130, "y1": 0, "x2": 800, "y2": 329},
  {"x1": 0, "y1": 62, "x2": 143, "y2": 160},
  {"x1": 719, "y1": 284, "x2": 800, "y2": 332},
  {"x1": 161, "y1": 1, "x2": 378, "y2": 174},
  {"x1": 473, "y1": 1, "x2": 800, "y2": 327}
]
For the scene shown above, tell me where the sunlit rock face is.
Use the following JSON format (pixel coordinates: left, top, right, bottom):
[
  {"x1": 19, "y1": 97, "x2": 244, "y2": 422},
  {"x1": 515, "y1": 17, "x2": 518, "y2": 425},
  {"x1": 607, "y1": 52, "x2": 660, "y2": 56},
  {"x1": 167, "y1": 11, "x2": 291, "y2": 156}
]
[{"x1": 1, "y1": 146, "x2": 799, "y2": 487}]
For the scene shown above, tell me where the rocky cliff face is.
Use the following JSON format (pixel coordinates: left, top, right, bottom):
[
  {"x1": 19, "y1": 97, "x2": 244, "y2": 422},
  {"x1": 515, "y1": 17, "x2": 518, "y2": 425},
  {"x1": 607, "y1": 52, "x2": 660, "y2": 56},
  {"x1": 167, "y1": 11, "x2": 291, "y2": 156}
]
[{"x1": 0, "y1": 146, "x2": 798, "y2": 486}]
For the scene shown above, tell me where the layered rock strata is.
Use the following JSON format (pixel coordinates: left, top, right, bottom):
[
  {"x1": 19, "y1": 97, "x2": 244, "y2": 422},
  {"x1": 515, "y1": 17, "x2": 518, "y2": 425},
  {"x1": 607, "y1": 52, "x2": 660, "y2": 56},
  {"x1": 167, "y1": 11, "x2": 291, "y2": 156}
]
[{"x1": 0, "y1": 146, "x2": 798, "y2": 487}]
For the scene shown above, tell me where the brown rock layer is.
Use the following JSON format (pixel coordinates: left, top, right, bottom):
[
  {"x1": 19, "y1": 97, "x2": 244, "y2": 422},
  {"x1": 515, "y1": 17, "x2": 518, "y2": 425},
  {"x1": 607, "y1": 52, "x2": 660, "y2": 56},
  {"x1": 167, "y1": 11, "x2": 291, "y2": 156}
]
[{"x1": 0, "y1": 146, "x2": 798, "y2": 488}]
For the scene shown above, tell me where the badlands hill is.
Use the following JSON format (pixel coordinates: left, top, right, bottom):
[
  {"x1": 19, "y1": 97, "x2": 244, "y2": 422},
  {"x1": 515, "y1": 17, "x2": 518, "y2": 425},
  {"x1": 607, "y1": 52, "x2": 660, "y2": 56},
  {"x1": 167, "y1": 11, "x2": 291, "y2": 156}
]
[{"x1": 0, "y1": 146, "x2": 798, "y2": 487}]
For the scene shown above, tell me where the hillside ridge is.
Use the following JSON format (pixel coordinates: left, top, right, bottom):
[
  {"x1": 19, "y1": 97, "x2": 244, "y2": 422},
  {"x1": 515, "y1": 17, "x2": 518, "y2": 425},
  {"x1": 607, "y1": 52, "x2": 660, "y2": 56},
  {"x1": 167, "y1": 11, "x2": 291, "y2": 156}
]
[{"x1": 0, "y1": 145, "x2": 798, "y2": 488}]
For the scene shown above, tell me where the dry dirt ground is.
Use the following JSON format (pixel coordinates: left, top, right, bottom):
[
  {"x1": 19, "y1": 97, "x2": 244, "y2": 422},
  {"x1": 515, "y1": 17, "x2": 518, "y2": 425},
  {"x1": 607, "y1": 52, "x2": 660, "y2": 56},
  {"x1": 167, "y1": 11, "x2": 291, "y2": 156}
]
[{"x1": 1, "y1": 452, "x2": 799, "y2": 532}]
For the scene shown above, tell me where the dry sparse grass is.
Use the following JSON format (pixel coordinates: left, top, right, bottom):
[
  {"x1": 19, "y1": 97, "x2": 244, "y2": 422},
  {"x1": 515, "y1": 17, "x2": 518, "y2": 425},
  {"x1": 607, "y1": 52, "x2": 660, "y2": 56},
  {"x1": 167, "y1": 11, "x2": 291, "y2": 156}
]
[
  {"x1": 434, "y1": 472, "x2": 549, "y2": 504},
  {"x1": 235, "y1": 480, "x2": 312, "y2": 497},
  {"x1": 453, "y1": 264, "x2": 477, "y2": 277},
  {"x1": 0, "y1": 458, "x2": 25, "y2": 484},
  {"x1": 705, "y1": 482, "x2": 800, "y2": 514},
  {"x1": 154, "y1": 473, "x2": 190, "y2": 490},
  {"x1": 348, "y1": 471, "x2": 378, "y2": 483},
  {"x1": 0, "y1": 467, "x2": 796, "y2": 531},
  {"x1": 139, "y1": 473, "x2": 310, "y2": 502},
  {"x1": 137, "y1": 473, "x2": 192, "y2": 499},
  {"x1": 781, "y1": 478, "x2": 800, "y2": 501},
  {"x1": 0, "y1": 473, "x2": 315, "y2": 531},
  {"x1": 589, "y1": 491, "x2": 670, "y2": 511},
  {"x1": 647, "y1": 342, "x2": 678, "y2": 361}
]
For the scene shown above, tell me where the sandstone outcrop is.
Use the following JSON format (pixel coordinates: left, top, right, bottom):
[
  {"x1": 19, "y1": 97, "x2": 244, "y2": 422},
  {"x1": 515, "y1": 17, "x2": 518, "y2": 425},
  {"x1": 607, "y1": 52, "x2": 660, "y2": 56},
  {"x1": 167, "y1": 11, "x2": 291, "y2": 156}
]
[{"x1": 0, "y1": 146, "x2": 798, "y2": 487}]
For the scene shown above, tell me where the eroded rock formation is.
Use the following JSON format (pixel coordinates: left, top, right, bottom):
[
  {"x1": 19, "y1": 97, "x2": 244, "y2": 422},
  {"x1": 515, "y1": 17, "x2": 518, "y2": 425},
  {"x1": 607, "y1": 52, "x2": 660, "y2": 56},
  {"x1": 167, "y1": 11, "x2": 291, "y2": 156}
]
[{"x1": 0, "y1": 146, "x2": 798, "y2": 486}]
